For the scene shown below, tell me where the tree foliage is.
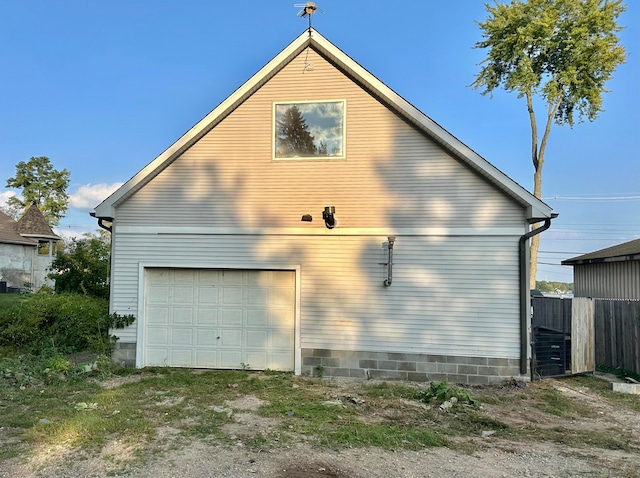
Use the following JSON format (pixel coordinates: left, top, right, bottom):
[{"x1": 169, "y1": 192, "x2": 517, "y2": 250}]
[
  {"x1": 472, "y1": 0, "x2": 627, "y2": 287},
  {"x1": 276, "y1": 105, "x2": 317, "y2": 157},
  {"x1": 49, "y1": 231, "x2": 110, "y2": 299},
  {"x1": 5, "y1": 156, "x2": 70, "y2": 226},
  {"x1": 0, "y1": 292, "x2": 134, "y2": 354},
  {"x1": 536, "y1": 280, "x2": 573, "y2": 293}
]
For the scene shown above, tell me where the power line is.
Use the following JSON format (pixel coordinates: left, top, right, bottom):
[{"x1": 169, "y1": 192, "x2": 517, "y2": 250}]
[
  {"x1": 539, "y1": 250, "x2": 585, "y2": 254},
  {"x1": 543, "y1": 194, "x2": 640, "y2": 201}
]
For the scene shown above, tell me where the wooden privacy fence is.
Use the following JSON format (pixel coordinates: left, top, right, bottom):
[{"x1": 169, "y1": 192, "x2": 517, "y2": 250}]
[
  {"x1": 594, "y1": 299, "x2": 640, "y2": 375},
  {"x1": 531, "y1": 297, "x2": 593, "y2": 377}
]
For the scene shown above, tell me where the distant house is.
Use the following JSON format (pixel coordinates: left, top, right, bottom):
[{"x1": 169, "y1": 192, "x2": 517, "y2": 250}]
[
  {"x1": 0, "y1": 206, "x2": 60, "y2": 292},
  {"x1": 562, "y1": 238, "x2": 640, "y2": 300},
  {"x1": 93, "y1": 29, "x2": 554, "y2": 383}
]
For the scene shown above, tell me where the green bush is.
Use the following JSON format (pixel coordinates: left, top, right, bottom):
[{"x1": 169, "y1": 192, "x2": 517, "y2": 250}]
[
  {"x1": 414, "y1": 381, "x2": 480, "y2": 409},
  {"x1": 0, "y1": 351, "x2": 127, "y2": 388},
  {"x1": 0, "y1": 292, "x2": 134, "y2": 354}
]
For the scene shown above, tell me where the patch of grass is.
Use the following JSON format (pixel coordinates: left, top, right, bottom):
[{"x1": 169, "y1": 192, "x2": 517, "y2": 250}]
[
  {"x1": 536, "y1": 387, "x2": 575, "y2": 416},
  {"x1": 362, "y1": 381, "x2": 417, "y2": 400},
  {"x1": 319, "y1": 420, "x2": 445, "y2": 449},
  {"x1": 0, "y1": 443, "x2": 23, "y2": 462},
  {"x1": 564, "y1": 375, "x2": 640, "y2": 412},
  {"x1": 597, "y1": 364, "x2": 640, "y2": 383},
  {"x1": 0, "y1": 293, "x2": 24, "y2": 309},
  {"x1": 2, "y1": 356, "x2": 639, "y2": 471},
  {"x1": 537, "y1": 426, "x2": 634, "y2": 451}
]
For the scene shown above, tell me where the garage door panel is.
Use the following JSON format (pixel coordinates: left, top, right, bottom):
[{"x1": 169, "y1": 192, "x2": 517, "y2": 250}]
[
  {"x1": 271, "y1": 330, "x2": 294, "y2": 348},
  {"x1": 146, "y1": 328, "x2": 169, "y2": 345},
  {"x1": 247, "y1": 288, "x2": 268, "y2": 306},
  {"x1": 245, "y1": 352, "x2": 267, "y2": 369},
  {"x1": 197, "y1": 287, "x2": 219, "y2": 304},
  {"x1": 247, "y1": 310, "x2": 268, "y2": 327},
  {"x1": 174, "y1": 269, "x2": 195, "y2": 284},
  {"x1": 220, "y1": 329, "x2": 242, "y2": 347},
  {"x1": 221, "y1": 270, "x2": 244, "y2": 285},
  {"x1": 150, "y1": 269, "x2": 171, "y2": 284},
  {"x1": 270, "y1": 352, "x2": 295, "y2": 370},
  {"x1": 197, "y1": 270, "x2": 221, "y2": 285},
  {"x1": 174, "y1": 286, "x2": 195, "y2": 304},
  {"x1": 148, "y1": 286, "x2": 170, "y2": 304},
  {"x1": 196, "y1": 308, "x2": 218, "y2": 325},
  {"x1": 195, "y1": 350, "x2": 217, "y2": 367},
  {"x1": 171, "y1": 328, "x2": 193, "y2": 346},
  {"x1": 171, "y1": 350, "x2": 193, "y2": 366},
  {"x1": 146, "y1": 348, "x2": 169, "y2": 365},
  {"x1": 222, "y1": 287, "x2": 244, "y2": 305},
  {"x1": 221, "y1": 308, "x2": 243, "y2": 326},
  {"x1": 196, "y1": 329, "x2": 218, "y2": 346},
  {"x1": 246, "y1": 330, "x2": 267, "y2": 348},
  {"x1": 270, "y1": 309, "x2": 294, "y2": 326},
  {"x1": 147, "y1": 307, "x2": 169, "y2": 325},
  {"x1": 220, "y1": 351, "x2": 242, "y2": 367},
  {"x1": 271, "y1": 288, "x2": 295, "y2": 308},
  {"x1": 144, "y1": 268, "x2": 294, "y2": 371},
  {"x1": 173, "y1": 308, "x2": 193, "y2": 324}
]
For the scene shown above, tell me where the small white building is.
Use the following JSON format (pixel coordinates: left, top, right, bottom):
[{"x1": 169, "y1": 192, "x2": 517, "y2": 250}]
[
  {"x1": 94, "y1": 29, "x2": 554, "y2": 383},
  {"x1": 0, "y1": 207, "x2": 60, "y2": 292}
]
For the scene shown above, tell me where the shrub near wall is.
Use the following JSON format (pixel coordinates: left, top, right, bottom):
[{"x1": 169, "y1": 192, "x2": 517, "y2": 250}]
[{"x1": 0, "y1": 292, "x2": 134, "y2": 354}]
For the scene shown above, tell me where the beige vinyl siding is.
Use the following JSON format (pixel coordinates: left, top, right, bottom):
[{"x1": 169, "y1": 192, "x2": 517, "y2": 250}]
[
  {"x1": 111, "y1": 233, "x2": 520, "y2": 358},
  {"x1": 116, "y1": 48, "x2": 523, "y2": 230}
]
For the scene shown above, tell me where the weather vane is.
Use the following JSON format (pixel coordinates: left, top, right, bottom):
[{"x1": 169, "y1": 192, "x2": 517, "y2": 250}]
[{"x1": 294, "y1": 2, "x2": 322, "y2": 34}]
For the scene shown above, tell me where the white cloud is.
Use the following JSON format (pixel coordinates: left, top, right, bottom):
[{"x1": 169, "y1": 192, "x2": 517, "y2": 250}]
[
  {"x1": 0, "y1": 190, "x2": 17, "y2": 208},
  {"x1": 53, "y1": 228, "x2": 87, "y2": 241},
  {"x1": 69, "y1": 183, "x2": 123, "y2": 210}
]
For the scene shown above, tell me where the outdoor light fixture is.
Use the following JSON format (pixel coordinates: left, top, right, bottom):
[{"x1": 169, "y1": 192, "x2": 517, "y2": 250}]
[{"x1": 323, "y1": 206, "x2": 336, "y2": 229}]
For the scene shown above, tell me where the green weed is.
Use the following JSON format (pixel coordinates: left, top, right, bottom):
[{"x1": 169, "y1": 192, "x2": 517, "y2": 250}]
[{"x1": 415, "y1": 381, "x2": 480, "y2": 408}]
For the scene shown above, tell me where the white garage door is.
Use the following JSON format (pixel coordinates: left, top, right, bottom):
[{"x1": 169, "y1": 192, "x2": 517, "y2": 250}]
[{"x1": 143, "y1": 268, "x2": 295, "y2": 370}]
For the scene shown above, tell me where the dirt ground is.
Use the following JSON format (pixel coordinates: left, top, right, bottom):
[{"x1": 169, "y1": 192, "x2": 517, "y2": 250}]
[{"x1": 1, "y1": 375, "x2": 639, "y2": 478}]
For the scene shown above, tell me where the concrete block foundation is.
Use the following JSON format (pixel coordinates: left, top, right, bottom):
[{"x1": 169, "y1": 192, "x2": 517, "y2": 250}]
[{"x1": 302, "y1": 348, "x2": 524, "y2": 385}]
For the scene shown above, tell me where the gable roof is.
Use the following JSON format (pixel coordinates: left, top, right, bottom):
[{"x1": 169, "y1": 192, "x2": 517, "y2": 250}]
[
  {"x1": 15, "y1": 206, "x2": 60, "y2": 241},
  {"x1": 93, "y1": 28, "x2": 553, "y2": 222},
  {"x1": 562, "y1": 238, "x2": 640, "y2": 265},
  {"x1": 0, "y1": 210, "x2": 37, "y2": 246}
]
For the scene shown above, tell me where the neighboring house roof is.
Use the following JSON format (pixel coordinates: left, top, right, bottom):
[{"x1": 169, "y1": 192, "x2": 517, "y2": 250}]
[
  {"x1": 0, "y1": 210, "x2": 38, "y2": 246},
  {"x1": 93, "y1": 28, "x2": 553, "y2": 222},
  {"x1": 15, "y1": 206, "x2": 60, "y2": 241},
  {"x1": 562, "y1": 238, "x2": 640, "y2": 265}
]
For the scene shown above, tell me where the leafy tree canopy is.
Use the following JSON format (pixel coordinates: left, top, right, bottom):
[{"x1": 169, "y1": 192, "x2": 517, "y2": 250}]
[
  {"x1": 49, "y1": 231, "x2": 110, "y2": 299},
  {"x1": 472, "y1": 0, "x2": 627, "y2": 288},
  {"x1": 5, "y1": 156, "x2": 70, "y2": 226},
  {"x1": 473, "y1": 0, "x2": 626, "y2": 130}
]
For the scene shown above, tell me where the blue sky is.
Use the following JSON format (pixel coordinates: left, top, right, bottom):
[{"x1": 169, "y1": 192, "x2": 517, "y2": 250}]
[{"x1": 1, "y1": 1, "x2": 638, "y2": 283}]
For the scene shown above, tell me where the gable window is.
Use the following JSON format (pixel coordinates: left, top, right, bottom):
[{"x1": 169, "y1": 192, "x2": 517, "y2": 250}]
[{"x1": 274, "y1": 100, "x2": 345, "y2": 159}]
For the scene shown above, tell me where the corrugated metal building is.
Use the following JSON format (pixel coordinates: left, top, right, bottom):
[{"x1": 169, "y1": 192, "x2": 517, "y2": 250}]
[{"x1": 562, "y1": 238, "x2": 640, "y2": 300}]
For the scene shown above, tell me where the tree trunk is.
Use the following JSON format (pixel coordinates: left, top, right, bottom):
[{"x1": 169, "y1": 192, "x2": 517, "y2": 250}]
[{"x1": 528, "y1": 94, "x2": 560, "y2": 291}]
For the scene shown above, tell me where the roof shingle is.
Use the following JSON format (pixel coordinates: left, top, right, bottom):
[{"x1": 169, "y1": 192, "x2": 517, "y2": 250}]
[{"x1": 562, "y1": 238, "x2": 640, "y2": 265}]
